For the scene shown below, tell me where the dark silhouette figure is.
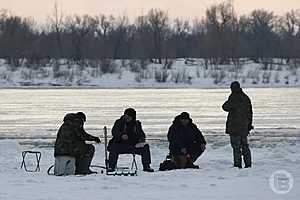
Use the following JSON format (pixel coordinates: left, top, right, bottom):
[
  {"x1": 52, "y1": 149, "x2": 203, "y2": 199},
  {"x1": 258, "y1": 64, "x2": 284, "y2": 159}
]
[
  {"x1": 222, "y1": 81, "x2": 253, "y2": 168},
  {"x1": 167, "y1": 112, "x2": 206, "y2": 169},
  {"x1": 107, "y1": 108, "x2": 154, "y2": 172},
  {"x1": 54, "y1": 112, "x2": 100, "y2": 175}
]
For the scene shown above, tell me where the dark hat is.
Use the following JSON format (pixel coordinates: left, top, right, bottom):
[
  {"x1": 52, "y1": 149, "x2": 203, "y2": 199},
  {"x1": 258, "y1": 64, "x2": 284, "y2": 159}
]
[
  {"x1": 76, "y1": 112, "x2": 86, "y2": 122},
  {"x1": 179, "y1": 112, "x2": 190, "y2": 120},
  {"x1": 63, "y1": 113, "x2": 76, "y2": 122},
  {"x1": 230, "y1": 81, "x2": 240, "y2": 90},
  {"x1": 124, "y1": 108, "x2": 136, "y2": 118}
]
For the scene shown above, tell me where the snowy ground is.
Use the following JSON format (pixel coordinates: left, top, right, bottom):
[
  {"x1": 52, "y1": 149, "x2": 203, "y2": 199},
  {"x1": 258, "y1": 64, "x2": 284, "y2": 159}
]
[{"x1": 1, "y1": 129, "x2": 299, "y2": 200}]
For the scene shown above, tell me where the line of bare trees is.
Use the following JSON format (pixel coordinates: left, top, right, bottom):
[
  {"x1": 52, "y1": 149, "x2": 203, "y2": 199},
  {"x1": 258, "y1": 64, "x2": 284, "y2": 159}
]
[{"x1": 0, "y1": 1, "x2": 300, "y2": 69}]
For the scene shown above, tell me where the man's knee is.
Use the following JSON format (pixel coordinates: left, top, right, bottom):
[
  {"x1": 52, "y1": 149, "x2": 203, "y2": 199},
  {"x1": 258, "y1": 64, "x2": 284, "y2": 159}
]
[
  {"x1": 231, "y1": 142, "x2": 241, "y2": 149},
  {"x1": 143, "y1": 144, "x2": 150, "y2": 150},
  {"x1": 241, "y1": 137, "x2": 249, "y2": 146},
  {"x1": 230, "y1": 136, "x2": 241, "y2": 148},
  {"x1": 108, "y1": 143, "x2": 129, "y2": 154},
  {"x1": 241, "y1": 144, "x2": 250, "y2": 153}
]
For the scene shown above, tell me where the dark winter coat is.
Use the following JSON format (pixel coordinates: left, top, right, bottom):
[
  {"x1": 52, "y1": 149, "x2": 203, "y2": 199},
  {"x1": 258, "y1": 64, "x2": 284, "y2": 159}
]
[
  {"x1": 167, "y1": 116, "x2": 206, "y2": 154},
  {"x1": 108, "y1": 116, "x2": 146, "y2": 148},
  {"x1": 222, "y1": 89, "x2": 253, "y2": 136},
  {"x1": 54, "y1": 113, "x2": 98, "y2": 157}
]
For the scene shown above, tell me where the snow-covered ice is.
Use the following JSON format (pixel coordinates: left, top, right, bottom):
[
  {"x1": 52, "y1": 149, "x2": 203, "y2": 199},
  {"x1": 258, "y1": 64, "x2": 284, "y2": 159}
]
[
  {"x1": 0, "y1": 87, "x2": 299, "y2": 199},
  {"x1": 0, "y1": 128, "x2": 299, "y2": 200}
]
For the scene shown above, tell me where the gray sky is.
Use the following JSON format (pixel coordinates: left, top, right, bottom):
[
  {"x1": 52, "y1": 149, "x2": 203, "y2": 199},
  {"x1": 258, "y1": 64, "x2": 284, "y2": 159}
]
[{"x1": 1, "y1": 0, "x2": 300, "y2": 22}]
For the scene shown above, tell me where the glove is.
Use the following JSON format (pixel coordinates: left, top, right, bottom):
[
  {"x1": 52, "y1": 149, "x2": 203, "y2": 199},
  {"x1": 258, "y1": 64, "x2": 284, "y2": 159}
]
[
  {"x1": 135, "y1": 142, "x2": 146, "y2": 148},
  {"x1": 94, "y1": 137, "x2": 101, "y2": 143},
  {"x1": 248, "y1": 125, "x2": 254, "y2": 131},
  {"x1": 181, "y1": 148, "x2": 187, "y2": 154},
  {"x1": 121, "y1": 134, "x2": 129, "y2": 140},
  {"x1": 200, "y1": 144, "x2": 206, "y2": 152}
]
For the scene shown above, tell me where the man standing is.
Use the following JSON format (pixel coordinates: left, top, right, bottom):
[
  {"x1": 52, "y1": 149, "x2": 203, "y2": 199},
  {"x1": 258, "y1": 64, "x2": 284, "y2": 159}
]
[
  {"x1": 222, "y1": 81, "x2": 253, "y2": 168},
  {"x1": 54, "y1": 112, "x2": 101, "y2": 175},
  {"x1": 107, "y1": 108, "x2": 154, "y2": 172},
  {"x1": 167, "y1": 112, "x2": 206, "y2": 169}
]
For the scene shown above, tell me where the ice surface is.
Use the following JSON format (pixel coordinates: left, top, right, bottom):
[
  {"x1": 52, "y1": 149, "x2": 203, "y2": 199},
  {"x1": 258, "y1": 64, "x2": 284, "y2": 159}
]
[
  {"x1": 0, "y1": 130, "x2": 299, "y2": 200},
  {"x1": 0, "y1": 88, "x2": 299, "y2": 139},
  {"x1": 0, "y1": 87, "x2": 299, "y2": 199}
]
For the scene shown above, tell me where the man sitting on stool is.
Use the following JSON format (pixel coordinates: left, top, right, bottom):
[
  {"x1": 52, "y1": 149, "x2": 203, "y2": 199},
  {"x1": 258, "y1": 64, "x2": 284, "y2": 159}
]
[
  {"x1": 54, "y1": 112, "x2": 101, "y2": 175},
  {"x1": 107, "y1": 108, "x2": 154, "y2": 172},
  {"x1": 167, "y1": 112, "x2": 206, "y2": 169}
]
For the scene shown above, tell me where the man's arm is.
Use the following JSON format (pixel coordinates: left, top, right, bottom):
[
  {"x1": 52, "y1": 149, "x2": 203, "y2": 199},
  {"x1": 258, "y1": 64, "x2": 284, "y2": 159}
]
[
  {"x1": 222, "y1": 94, "x2": 240, "y2": 112},
  {"x1": 192, "y1": 124, "x2": 206, "y2": 145},
  {"x1": 75, "y1": 127, "x2": 99, "y2": 142},
  {"x1": 247, "y1": 96, "x2": 253, "y2": 130},
  {"x1": 136, "y1": 121, "x2": 146, "y2": 143},
  {"x1": 167, "y1": 125, "x2": 184, "y2": 150},
  {"x1": 111, "y1": 119, "x2": 123, "y2": 142}
]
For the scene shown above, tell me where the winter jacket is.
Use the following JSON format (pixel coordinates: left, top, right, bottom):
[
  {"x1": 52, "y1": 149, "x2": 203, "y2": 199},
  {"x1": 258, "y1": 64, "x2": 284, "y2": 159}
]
[
  {"x1": 222, "y1": 89, "x2": 253, "y2": 136},
  {"x1": 167, "y1": 116, "x2": 206, "y2": 154},
  {"x1": 54, "y1": 113, "x2": 98, "y2": 157},
  {"x1": 108, "y1": 116, "x2": 146, "y2": 147}
]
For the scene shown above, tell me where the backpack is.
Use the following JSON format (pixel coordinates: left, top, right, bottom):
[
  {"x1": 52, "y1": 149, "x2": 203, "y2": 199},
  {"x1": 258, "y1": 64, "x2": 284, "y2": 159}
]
[{"x1": 159, "y1": 159, "x2": 177, "y2": 171}]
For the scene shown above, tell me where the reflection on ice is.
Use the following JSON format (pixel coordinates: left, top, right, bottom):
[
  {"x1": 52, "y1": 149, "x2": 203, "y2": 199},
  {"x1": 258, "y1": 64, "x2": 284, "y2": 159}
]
[{"x1": 0, "y1": 88, "x2": 299, "y2": 140}]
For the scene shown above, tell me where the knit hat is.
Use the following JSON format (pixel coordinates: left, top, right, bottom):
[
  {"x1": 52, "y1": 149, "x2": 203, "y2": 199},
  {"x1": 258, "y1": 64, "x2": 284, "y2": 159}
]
[
  {"x1": 230, "y1": 81, "x2": 241, "y2": 92},
  {"x1": 230, "y1": 81, "x2": 240, "y2": 90},
  {"x1": 124, "y1": 108, "x2": 136, "y2": 118},
  {"x1": 63, "y1": 113, "x2": 76, "y2": 122},
  {"x1": 76, "y1": 112, "x2": 86, "y2": 122},
  {"x1": 179, "y1": 112, "x2": 190, "y2": 120}
]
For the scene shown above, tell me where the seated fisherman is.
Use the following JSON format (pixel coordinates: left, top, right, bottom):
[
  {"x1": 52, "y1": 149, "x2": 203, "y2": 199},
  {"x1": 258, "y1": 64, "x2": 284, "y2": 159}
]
[
  {"x1": 107, "y1": 108, "x2": 154, "y2": 172},
  {"x1": 167, "y1": 112, "x2": 206, "y2": 169},
  {"x1": 54, "y1": 112, "x2": 101, "y2": 175}
]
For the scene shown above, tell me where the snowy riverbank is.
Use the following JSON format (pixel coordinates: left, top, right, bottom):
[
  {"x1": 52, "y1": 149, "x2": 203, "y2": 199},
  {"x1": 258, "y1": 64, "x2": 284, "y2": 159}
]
[
  {"x1": 1, "y1": 128, "x2": 299, "y2": 200},
  {"x1": 0, "y1": 59, "x2": 299, "y2": 88}
]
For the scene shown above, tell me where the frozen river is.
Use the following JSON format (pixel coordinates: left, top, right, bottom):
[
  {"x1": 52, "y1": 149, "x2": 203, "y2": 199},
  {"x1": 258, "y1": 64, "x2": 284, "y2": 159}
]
[
  {"x1": 0, "y1": 88, "x2": 300, "y2": 139},
  {"x1": 0, "y1": 88, "x2": 300, "y2": 200}
]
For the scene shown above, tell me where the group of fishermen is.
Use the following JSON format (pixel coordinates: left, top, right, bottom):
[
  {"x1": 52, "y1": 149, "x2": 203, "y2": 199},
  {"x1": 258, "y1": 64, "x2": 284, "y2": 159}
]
[{"x1": 54, "y1": 81, "x2": 253, "y2": 175}]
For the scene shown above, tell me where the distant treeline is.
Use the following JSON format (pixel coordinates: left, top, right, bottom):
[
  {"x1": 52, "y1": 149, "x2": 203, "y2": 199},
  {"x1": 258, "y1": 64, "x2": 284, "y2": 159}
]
[{"x1": 0, "y1": 1, "x2": 300, "y2": 68}]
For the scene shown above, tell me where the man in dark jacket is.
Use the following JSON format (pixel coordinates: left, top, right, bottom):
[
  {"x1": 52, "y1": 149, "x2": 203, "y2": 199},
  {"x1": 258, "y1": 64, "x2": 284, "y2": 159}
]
[
  {"x1": 107, "y1": 108, "x2": 154, "y2": 172},
  {"x1": 222, "y1": 81, "x2": 253, "y2": 168},
  {"x1": 54, "y1": 112, "x2": 101, "y2": 175},
  {"x1": 167, "y1": 112, "x2": 206, "y2": 169}
]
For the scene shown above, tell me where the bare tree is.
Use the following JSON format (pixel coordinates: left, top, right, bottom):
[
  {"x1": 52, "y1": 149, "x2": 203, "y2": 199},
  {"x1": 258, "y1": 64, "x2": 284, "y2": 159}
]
[
  {"x1": 0, "y1": 13, "x2": 35, "y2": 68},
  {"x1": 204, "y1": 1, "x2": 239, "y2": 64},
  {"x1": 147, "y1": 9, "x2": 169, "y2": 64},
  {"x1": 172, "y1": 18, "x2": 190, "y2": 58},
  {"x1": 111, "y1": 15, "x2": 129, "y2": 59},
  {"x1": 133, "y1": 15, "x2": 152, "y2": 59},
  {"x1": 94, "y1": 14, "x2": 115, "y2": 58},
  {"x1": 278, "y1": 10, "x2": 300, "y2": 61},
  {"x1": 248, "y1": 9, "x2": 277, "y2": 62},
  {"x1": 48, "y1": 2, "x2": 64, "y2": 58},
  {"x1": 64, "y1": 14, "x2": 97, "y2": 61},
  {"x1": 0, "y1": 1, "x2": 300, "y2": 67}
]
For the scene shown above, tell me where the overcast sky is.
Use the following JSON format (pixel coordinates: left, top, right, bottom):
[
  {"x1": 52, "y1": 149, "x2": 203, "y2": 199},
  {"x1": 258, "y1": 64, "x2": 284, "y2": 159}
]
[{"x1": 1, "y1": 0, "x2": 300, "y2": 22}]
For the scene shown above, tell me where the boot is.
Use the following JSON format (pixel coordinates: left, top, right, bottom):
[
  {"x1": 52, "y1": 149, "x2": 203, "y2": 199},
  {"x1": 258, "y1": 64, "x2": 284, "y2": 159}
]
[
  {"x1": 233, "y1": 164, "x2": 242, "y2": 169},
  {"x1": 76, "y1": 155, "x2": 95, "y2": 175},
  {"x1": 185, "y1": 162, "x2": 199, "y2": 169},
  {"x1": 143, "y1": 165, "x2": 154, "y2": 172}
]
